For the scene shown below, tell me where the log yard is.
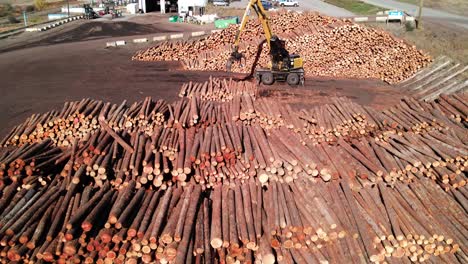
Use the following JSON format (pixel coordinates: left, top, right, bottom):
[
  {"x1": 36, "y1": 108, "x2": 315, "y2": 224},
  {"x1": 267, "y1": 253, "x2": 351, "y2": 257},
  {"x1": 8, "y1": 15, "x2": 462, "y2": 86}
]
[{"x1": 0, "y1": 0, "x2": 466, "y2": 263}]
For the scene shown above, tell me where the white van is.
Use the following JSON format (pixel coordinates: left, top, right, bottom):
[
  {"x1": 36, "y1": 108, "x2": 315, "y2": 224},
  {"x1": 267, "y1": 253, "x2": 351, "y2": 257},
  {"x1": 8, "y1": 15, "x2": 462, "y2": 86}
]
[{"x1": 279, "y1": 0, "x2": 299, "y2": 7}]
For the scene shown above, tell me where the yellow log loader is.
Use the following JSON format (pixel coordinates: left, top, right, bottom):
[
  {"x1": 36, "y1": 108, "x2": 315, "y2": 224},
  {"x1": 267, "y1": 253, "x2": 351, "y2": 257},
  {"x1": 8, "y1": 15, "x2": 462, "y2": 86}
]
[{"x1": 226, "y1": 0, "x2": 305, "y2": 85}]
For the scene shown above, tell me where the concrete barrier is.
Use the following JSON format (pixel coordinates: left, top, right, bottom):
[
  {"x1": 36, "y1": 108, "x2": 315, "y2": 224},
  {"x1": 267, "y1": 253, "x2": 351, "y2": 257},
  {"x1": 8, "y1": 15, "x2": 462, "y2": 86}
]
[
  {"x1": 153, "y1": 35, "x2": 167, "y2": 41},
  {"x1": 354, "y1": 17, "x2": 369, "y2": 22},
  {"x1": 191, "y1": 31, "x2": 206, "y2": 37},
  {"x1": 376, "y1": 16, "x2": 387, "y2": 22},
  {"x1": 23, "y1": 15, "x2": 83, "y2": 33},
  {"x1": 116, "y1": 40, "x2": 126, "y2": 46},
  {"x1": 133, "y1": 38, "x2": 148, "y2": 43},
  {"x1": 170, "y1": 33, "x2": 184, "y2": 39},
  {"x1": 106, "y1": 41, "x2": 117, "y2": 47}
]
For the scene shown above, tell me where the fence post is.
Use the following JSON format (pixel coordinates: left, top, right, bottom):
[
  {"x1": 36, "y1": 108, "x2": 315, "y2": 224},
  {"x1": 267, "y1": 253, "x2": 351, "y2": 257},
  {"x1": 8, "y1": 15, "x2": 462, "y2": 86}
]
[
  {"x1": 23, "y1": 11, "x2": 28, "y2": 26},
  {"x1": 417, "y1": 0, "x2": 424, "y2": 29},
  {"x1": 67, "y1": 0, "x2": 70, "y2": 17}
]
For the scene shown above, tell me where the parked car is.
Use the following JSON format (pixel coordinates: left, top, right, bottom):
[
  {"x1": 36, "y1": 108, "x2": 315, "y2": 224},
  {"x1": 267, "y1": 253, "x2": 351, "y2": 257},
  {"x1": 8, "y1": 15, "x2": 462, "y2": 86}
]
[
  {"x1": 278, "y1": 0, "x2": 299, "y2": 7},
  {"x1": 261, "y1": 0, "x2": 273, "y2": 10},
  {"x1": 213, "y1": 0, "x2": 229, "y2": 6}
]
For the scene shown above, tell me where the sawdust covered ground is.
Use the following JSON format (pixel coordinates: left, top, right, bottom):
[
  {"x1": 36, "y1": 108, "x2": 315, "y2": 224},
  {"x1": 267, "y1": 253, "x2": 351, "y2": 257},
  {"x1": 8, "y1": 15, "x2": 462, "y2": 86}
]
[
  {"x1": 0, "y1": 15, "x2": 406, "y2": 138},
  {"x1": 258, "y1": 77, "x2": 402, "y2": 111},
  {"x1": 0, "y1": 42, "x2": 227, "y2": 137},
  {"x1": 0, "y1": 40, "x2": 403, "y2": 138},
  {"x1": 0, "y1": 13, "x2": 213, "y2": 53}
]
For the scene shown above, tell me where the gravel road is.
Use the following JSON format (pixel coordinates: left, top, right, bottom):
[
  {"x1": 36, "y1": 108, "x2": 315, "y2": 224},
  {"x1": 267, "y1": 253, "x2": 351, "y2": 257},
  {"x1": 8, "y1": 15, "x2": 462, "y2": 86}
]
[
  {"x1": 228, "y1": 0, "x2": 354, "y2": 17},
  {"x1": 361, "y1": 0, "x2": 468, "y2": 28}
]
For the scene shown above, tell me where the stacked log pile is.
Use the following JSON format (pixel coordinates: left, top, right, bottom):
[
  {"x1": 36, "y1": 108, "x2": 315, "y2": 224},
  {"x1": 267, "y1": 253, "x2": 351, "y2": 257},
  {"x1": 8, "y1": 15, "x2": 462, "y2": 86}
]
[
  {"x1": 289, "y1": 25, "x2": 431, "y2": 83},
  {"x1": 133, "y1": 11, "x2": 343, "y2": 62},
  {"x1": 1, "y1": 79, "x2": 466, "y2": 187},
  {"x1": 0, "y1": 98, "x2": 167, "y2": 148},
  {"x1": 177, "y1": 25, "x2": 431, "y2": 84},
  {"x1": 178, "y1": 77, "x2": 257, "y2": 102},
  {"x1": 0, "y1": 172, "x2": 465, "y2": 263},
  {"x1": 285, "y1": 96, "x2": 467, "y2": 146},
  {"x1": 397, "y1": 56, "x2": 468, "y2": 101},
  {"x1": 132, "y1": 12, "x2": 430, "y2": 83},
  {"x1": 0, "y1": 78, "x2": 466, "y2": 263}
]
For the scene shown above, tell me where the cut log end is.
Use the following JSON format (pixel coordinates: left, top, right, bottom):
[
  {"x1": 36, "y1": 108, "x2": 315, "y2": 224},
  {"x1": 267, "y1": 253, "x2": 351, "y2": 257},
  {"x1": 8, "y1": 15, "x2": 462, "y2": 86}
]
[
  {"x1": 259, "y1": 173, "x2": 269, "y2": 185},
  {"x1": 210, "y1": 238, "x2": 223, "y2": 249}
]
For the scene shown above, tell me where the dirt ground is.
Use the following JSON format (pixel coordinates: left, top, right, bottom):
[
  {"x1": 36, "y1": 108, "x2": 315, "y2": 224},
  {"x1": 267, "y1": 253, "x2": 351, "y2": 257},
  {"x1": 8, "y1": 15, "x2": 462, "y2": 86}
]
[
  {"x1": 0, "y1": 13, "x2": 214, "y2": 53},
  {"x1": 370, "y1": 19, "x2": 468, "y2": 79},
  {"x1": 370, "y1": 19, "x2": 468, "y2": 82},
  {"x1": 259, "y1": 77, "x2": 402, "y2": 111},
  {"x1": 0, "y1": 13, "x2": 404, "y2": 138},
  {"x1": 396, "y1": 0, "x2": 468, "y2": 17}
]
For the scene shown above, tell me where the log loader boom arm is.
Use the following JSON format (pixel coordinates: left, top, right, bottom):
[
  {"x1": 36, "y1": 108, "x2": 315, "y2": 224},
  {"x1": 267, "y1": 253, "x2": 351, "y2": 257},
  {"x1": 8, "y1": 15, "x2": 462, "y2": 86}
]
[
  {"x1": 236, "y1": 0, "x2": 273, "y2": 50},
  {"x1": 226, "y1": 0, "x2": 289, "y2": 72}
]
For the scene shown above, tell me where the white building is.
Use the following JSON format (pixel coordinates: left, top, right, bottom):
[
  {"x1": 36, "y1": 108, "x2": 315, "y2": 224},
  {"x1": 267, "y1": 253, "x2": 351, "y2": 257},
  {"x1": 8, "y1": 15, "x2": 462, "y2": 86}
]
[
  {"x1": 137, "y1": 0, "x2": 178, "y2": 13},
  {"x1": 178, "y1": 0, "x2": 207, "y2": 16},
  {"x1": 136, "y1": 0, "x2": 206, "y2": 14}
]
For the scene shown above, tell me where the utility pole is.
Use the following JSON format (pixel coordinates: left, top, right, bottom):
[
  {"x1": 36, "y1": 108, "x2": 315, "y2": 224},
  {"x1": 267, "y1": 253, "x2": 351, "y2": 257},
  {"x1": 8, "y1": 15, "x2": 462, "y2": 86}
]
[
  {"x1": 23, "y1": 11, "x2": 28, "y2": 26},
  {"x1": 160, "y1": 0, "x2": 165, "y2": 14},
  {"x1": 67, "y1": 0, "x2": 70, "y2": 17},
  {"x1": 417, "y1": 0, "x2": 423, "y2": 29}
]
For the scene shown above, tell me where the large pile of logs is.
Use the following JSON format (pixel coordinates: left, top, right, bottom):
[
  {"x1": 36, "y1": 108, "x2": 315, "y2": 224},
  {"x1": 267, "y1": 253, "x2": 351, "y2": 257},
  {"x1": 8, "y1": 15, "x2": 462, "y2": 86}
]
[
  {"x1": 178, "y1": 76, "x2": 257, "y2": 102},
  {"x1": 285, "y1": 96, "x2": 467, "y2": 146},
  {"x1": 179, "y1": 25, "x2": 431, "y2": 84},
  {"x1": 0, "y1": 99, "x2": 167, "y2": 148},
  {"x1": 1, "y1": 78, "x2": 466, "y2": 188},
  {"x1": 0, "y1": 171, "x2": 465, "y2": 263},
  {"x1": 289, "y1": 25, "x2": 431, "y2": 83},
  {"x1": 397, "y1": 56, "x2": 468, "y2": 101},
  {"x1": 132, "y1": 12, "x2": 431, "y2": 84},
  {"x1": 133, "y1": 11, "x2": 343, "y2": 62},
  {"x1": 0, "y1": 78, "x2": 466, "y2": 263}
]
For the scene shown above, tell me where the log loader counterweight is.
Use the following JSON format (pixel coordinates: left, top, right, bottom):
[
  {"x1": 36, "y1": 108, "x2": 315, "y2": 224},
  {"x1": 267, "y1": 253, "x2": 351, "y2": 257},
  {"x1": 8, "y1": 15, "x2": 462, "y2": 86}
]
[{"x1": 226, "y1": 0, "x2": 305, "y2": 85}]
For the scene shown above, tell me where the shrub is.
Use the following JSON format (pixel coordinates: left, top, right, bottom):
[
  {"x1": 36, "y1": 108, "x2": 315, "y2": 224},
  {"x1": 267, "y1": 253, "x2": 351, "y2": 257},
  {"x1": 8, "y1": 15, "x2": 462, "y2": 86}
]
[
  {"x1": 7, "y1": 15, "x2": 19, "y2": 23},
  {"x1": 0, "y1": 4, "x2": 14, "y2": 17},
  {"x1": 25, "y1": 5, "x2": 35, "y2": 12},
  {"x1": 405, "y1": 21, "x2": 415, "y2": 32},
  {"x1": 34, "y1": 0, "x2": 47, "y2": 11}
]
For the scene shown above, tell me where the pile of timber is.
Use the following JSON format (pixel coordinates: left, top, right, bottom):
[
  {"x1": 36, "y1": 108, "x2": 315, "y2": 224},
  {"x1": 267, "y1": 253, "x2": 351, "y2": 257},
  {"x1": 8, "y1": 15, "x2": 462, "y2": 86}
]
[
  {"x1": 1, "y1": 120, "x2": 465, "y2": 189},
  {"x1": 1, "y1": 78, "x2": 466, "y2": 188},
  {"x1": 132, "y1": 11, "x2": 344, "y2": 62},
  {"x1": 179, "y1": 24, "x2": 430, "y2": 84},
  {"x1": 398, "y1": 56, "x2": 468, "y2": 101},
  {"x1": 290, "y1": 25, "x2": 431, "y2": 83},
  {"x1": 289, "y1": 96, "x2": 467, "y2": 146},
  {"x1": 0, "y1": 170, "x2": 465, "y2": 263},
  {"x1": 0, "y1": 99, "x2": 167, "y2": 148},
  {"x1": 179, "y1": 77, "x2": 257, "y2": 102},
  {"x1": 0, "y1": 78, "x2": 466, "y2": 263},
  {"x1": 132, "y1": 13, "x2": 430, "y2": 84}
]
